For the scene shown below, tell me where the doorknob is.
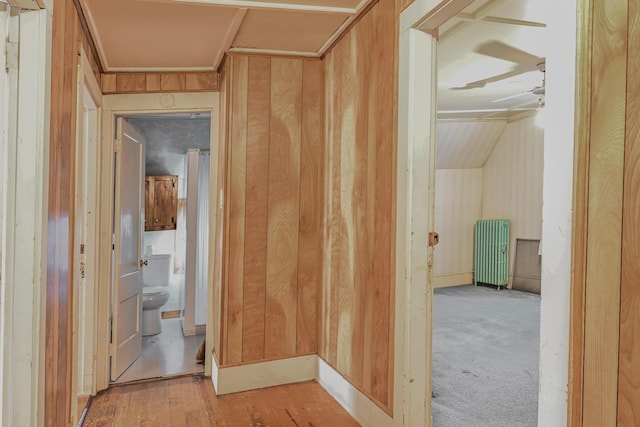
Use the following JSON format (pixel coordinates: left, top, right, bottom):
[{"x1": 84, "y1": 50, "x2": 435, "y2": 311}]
[{"x1": 140, "y1": 259, "x2": 149, "y2": 267}]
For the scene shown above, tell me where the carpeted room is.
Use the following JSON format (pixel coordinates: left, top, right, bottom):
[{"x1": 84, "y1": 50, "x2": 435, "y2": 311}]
[
  {"x1": 432, "y1": 285, "x2": 540, "y2": 426},
  {"x1": 432, "y1": 3, "x2": 545, "y2": 418},
  {"x1": 430, "y1": 114, "x2": 544, "y2": 426}
]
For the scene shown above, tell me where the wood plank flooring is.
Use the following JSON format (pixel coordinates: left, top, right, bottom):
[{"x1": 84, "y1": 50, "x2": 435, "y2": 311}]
[{"x1": 83, "y1": 376, "x2": 360, "y2": 427}]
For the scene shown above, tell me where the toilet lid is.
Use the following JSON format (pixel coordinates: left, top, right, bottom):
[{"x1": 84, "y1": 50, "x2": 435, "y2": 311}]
[{"x1": 143, "y1": 285, "x2": 168, "y2": 296}]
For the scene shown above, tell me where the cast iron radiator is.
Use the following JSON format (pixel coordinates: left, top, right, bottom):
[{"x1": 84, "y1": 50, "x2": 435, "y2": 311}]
[{"x1": 473, "y1": 219, "x2": 510, "y2": 289}]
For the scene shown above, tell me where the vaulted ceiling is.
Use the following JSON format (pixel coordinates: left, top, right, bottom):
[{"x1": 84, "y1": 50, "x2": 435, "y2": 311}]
[
  {"x1": 436, "y1": 0, "x2": 546, "y2": 121},
  {"x1": 78, "y1": 0, "x2": 372, "y2": 72}
]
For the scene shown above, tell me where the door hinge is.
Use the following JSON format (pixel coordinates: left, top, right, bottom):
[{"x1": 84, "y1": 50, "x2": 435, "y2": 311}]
[
  {"x1": 114, "y1": 139, "x2": 122, "y2": 153},
  {"x1": 6, "y1": 41, "x2": 18, "y2": 71}
]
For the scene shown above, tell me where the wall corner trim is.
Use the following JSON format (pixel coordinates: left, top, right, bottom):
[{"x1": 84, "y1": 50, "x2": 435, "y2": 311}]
[
  {"x1": 316, "y1": 358, "x2": 394, "y2": 427},
  {"x1": 211, "y1": 355, "x2": 316, "y2": 395},
  {"x1": 210, "y1": 355, "x2": 395, "y2": 426}
]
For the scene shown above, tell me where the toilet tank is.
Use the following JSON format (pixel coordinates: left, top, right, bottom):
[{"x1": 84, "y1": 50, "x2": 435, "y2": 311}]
[{"x1": 142, "y1": 253, "x2": 172, "y2": 286}]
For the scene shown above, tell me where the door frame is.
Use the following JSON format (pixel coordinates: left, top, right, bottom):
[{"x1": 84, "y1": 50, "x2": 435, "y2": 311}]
[
  {"x1": 94, "y1": 92, "x2": 220, "y2": 392},
  {"x1": 395, "y1": 0, "x2": 580, "y2": 425},
  {"x1": 70, "y1": 46, "x2": 102, "y2": 424},
  {"x1": 0, "y1": 4, "x2": 52, "y2": 426}
]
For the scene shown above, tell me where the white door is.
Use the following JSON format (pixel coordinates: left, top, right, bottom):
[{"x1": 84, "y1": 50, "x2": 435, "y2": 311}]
[{"x1": 111, "y1": 118, "x2": 144, "y2": 381}]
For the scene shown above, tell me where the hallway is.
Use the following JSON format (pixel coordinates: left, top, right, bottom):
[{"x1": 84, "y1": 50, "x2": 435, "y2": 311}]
[{"x1": 82, "y1": 376, "x2": 360, "y2": 426}]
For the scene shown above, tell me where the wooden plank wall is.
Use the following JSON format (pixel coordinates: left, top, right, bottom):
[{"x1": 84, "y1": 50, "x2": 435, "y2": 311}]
[
  {"x1": 618, "y1": 1, "x2": 640, "y2": 424},
  {"x1": 47, "y1": 0, "x2": 101, "y2": 425},
  {"x1": 101, "y1": 72, "x2": 219, "y2": 94},
  {"x1": 219, "y1": 54, "x2": 322, "y2": 366},
  {"x1": 319, "y1": 0, "x2": 398, "y2": 411},
  {"x1": 572, "y1": 0, "x2": 640, "y2": 424},
  {"x1": 399, "y1": 0, "x2": 415, "y2": 12},
  {"x1": 212, "y1": 62, "x2": 229, "y2": 364}
]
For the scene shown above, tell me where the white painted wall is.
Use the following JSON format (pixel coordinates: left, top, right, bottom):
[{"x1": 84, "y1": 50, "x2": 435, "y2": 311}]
[
  {"x1": 537, "y1": 0, "x2": 578, "y2": 423},
  {"x1": 433, "y1": 168, "x2": 482, "y2": 285},
  {"x1": 395, "y1": 25, "x2": 437, "y2": 427},
  {"x1": 143, "y1": 230, "x2": 176, "y2": 255},
  {"x1": 433, "y1": 116, "x2": 543, "y2": 288},
  {"x1": 0, "y1": 5, "x2": 9, "y2": 424},
  {"x1": 0, "y1": 7, "x2": 51, "y2": 427},
  {"x1": 437, "y1": 121, "x2": 506, "y2": 169},
  {"x1": 482, "y1": 115, "x2": 544, "y2": 282}
]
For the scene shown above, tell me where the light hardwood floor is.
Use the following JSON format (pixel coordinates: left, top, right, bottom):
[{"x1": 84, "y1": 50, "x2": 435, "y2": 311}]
[{"x1": 83, "y1": 376, "x2": 360, "y2": 426}]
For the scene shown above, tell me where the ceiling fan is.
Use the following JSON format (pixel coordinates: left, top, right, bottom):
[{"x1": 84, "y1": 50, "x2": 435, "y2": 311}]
[
  {"x1": 492, "y1": 62, "x2": 545, "y2": 106},
  {"x1": 453, "y1": 40, "x2": 546, "y2": 98}
]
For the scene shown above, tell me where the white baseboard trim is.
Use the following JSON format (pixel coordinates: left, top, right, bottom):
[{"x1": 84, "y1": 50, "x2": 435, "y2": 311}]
[
  {"x1": 181, "y1": 320, "x2": 206, "y2": 337},
  {"x1": 434, "y1": 272, "x2": 473, "y2": 288},
  {"x1": 316, "y1": 358, "x2": 393, "y2": 427},
  {"x1": 210, "y1": 355, "x2": 395, "y2": 426},
  {"x1": 211, "y1": 354, "x2": 316, "y2": 395}
]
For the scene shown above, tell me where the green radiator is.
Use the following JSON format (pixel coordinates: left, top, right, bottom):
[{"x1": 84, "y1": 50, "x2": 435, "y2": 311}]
[{"x1": 474, "y1": 220, "x2": 510, "y2": 289}]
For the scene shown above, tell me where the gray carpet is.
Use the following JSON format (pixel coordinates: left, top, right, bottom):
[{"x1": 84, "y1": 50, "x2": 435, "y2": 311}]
[{"x1": 432, "y1": 285, "x2": 540, "y2": 427}]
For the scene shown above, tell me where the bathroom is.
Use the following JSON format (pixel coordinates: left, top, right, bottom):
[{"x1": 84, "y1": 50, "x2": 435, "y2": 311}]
[{"x1": 114, "y1": 112, "x2": 211, "y2": 383}]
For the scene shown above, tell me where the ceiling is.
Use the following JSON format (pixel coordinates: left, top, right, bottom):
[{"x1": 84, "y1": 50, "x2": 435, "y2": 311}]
[
  {"x1": 127, "y1": 114, "x2": 210, "y2": 195},
  {"x1": 79, "y1": 0, "x2": 371, "y2": 72},
  {"x1": 80, "y1": 0, "x2": 546, "y2": 121},
  {"x1": 436, "y1": 0, "x2": 547, "y2": 121},
  {"x1": 88, "y1": 0, "x2": 546, "y2": 171}
]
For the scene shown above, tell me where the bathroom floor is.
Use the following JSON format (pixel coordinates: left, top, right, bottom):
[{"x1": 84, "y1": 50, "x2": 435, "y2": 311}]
[{"x1": 113, "y1": 318, "x2": 205, "y2": 384}]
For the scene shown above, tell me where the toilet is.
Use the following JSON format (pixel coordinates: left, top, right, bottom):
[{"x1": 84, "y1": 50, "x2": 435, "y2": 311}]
[{"x1": 141, "y1": 253, "x2": 172, "y2": 336}]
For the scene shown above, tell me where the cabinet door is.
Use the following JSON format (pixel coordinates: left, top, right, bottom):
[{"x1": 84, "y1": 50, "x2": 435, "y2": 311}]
[
  {"x1": 153, "y1": 175, "x2": 177, "y2": 230},
  {"x1": 144, "y1": 176, "x2": 154, "y2": 232}
]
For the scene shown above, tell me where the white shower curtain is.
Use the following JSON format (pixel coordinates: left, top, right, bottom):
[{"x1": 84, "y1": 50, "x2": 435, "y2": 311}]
[{"x1": 194, "y1": 151, "x2": 210, "y2": 326}]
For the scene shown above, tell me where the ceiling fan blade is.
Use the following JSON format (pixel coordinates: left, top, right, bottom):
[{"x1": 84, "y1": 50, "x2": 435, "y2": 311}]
[
  {"x1": 475, "y1": 40, "x2": 543, "y2": 67},
  {"x1": 451, "y1": 65, "x2": 531, "y2": 90},
  {"x1": 492, "y1": 91, "x2": 533, "y2": 103}
]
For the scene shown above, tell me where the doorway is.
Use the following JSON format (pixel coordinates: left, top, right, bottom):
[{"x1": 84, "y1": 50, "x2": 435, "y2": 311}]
[
  {"x1": 431, "y1": 1, "x2": 544, "y2": 424},
  {"x1": 94, "y1": 92, "x2": 220, "y2": 393},
  {"x1": 396, "y1": 0, "x2": 578, "y2": 425},
  {"x1": 110, "y1": 112, "x2": 211, "y2": 384}
]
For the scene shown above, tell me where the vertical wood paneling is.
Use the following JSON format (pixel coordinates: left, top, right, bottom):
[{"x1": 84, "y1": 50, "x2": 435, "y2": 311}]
[
  {"x1": 297, "y1": 60, "x2": 322, "y2": 355},
  {"x1": 372, "y1": 0, "x2": 395, "y2": 405},
  {"x1": 220, "y1": 55, "x2": 321, "y2": 366},
  {"x1": 571, "y1": 0, "x2": 640, "y2": 423},
  {"x1": 336, "y1": 29, "x2": 356, "y2": 379},
  {"x1": 101, "y1": 72, "x2": 219, "y2": 94},
  {"x1": 360, "y1": 6, "x2": 377, "y2": 393},
  {"x1": 116, "y1": 74, "x2": 145, "y2": 93},
  {"x1": 185, "y1": 73, "x2": 219, "y2": 91},
  {"x1": 226, "y1": 56, "x2": 248, "y2": 364},
  {"x1": 320, "y1": 0, "x2": 398, "y2": 410},
  {"x1": 327, "y1": 48, "x2": 342, "y2": 369},
  {"x1": 242, "y1": 57, "x2": 270, "y2": 362},
  {"x1": 265, "y1": 58, "x2": 302, "y2": 358},
  {"x1": 160, "y1": 73, "x2": 186, "y2": 92},
  {"x1": 319, "y1": 50, "x2": 341, "y2": 366},
  {"x1": 47, "y1": 0, "x2": 101, "y2": 424},
  {"x1": 582, "y1": 0, "x2": 627, "y2": 424},
  {"x1": 146, "y1": 74, "x2": 161, "y2": 92},
  {"x1": 568, "y1": 1, "x2": 591, "y2": 420},
  {"x1": 212, "y1": 63, "x2": 229, "y2": 363},
  {"x1": 618, "y1": 0, "x2": 640, "y2": 423}
]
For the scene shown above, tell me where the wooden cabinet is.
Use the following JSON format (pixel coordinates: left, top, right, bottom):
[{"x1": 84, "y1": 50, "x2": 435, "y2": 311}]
[{"x1": 145, "y1": 175, "x2": 178, "y2": 231}]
